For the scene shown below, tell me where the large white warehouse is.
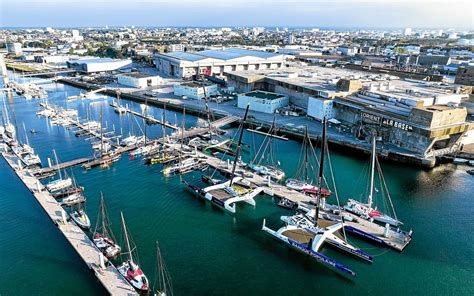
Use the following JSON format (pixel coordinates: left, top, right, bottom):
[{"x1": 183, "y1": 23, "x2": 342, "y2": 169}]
[
  {"x1": 66, "y1": 58, "x2": 132, "y2": 73},
  {"x1": 154, "y1": 48, "x2": 286, "y2": 78}
]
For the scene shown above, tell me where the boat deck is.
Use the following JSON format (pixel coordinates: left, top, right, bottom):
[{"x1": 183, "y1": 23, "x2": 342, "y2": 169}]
[
  {"x1": 321, "y1": 208, "x2": 412, "y2": 251},
  {"x1": 1, "y1": 151, "x2": 138, "y2": 296}
]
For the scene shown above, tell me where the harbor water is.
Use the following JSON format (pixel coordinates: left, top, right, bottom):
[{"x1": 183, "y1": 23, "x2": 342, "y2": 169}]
[{"x1": 0, "y1": 77, "x2": 473, "y2": 295}]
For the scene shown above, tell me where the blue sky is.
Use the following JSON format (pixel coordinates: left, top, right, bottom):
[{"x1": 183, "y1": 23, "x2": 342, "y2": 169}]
[{"x1": 1, "y1": 0, "x2": 473, "y2": 29}]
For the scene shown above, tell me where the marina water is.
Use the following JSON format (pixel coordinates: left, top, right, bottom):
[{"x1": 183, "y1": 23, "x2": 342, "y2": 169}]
[{"x1": 0, "y1": 77, "x2": 473, "y2": 295}]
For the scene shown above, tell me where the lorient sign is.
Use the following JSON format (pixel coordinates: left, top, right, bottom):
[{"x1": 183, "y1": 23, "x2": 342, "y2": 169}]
[
  {"x1": 361, "y1": 112, "x2": 413, "y2": 131},
  {"x1": 361, "y1": 112, "x2": 381, "y2": 123}
]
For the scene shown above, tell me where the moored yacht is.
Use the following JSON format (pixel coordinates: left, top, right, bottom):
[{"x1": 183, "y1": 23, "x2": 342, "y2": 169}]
[{"x1": 117, "y1": 212, "x2": 149, "y2": 292}]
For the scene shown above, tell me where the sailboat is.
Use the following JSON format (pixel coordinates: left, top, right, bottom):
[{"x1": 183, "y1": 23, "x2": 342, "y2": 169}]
[
  {"x1": 343, "y1": 136, "x2": 403, "y2": 227},
  {"x1": 93, "y1": 193, "x2": 121, "y2": 259},
  {"x1": 153, "y1": 241, "x2": 173, "y2": 296},
  {"x1": 247, "y1": 118, "x2": 285, "y2": 182},
  {"x1": 70, "y1": 203, "x2": 91, "y2": 230},
  {"x1": 285, "y1": 128, "x2": 330, "y2": 197},
  {"x1": 182, "y1": 105, "x2": 264, "y2": 213},
  {"x1": 262, "y1": 118, "x2": 371, "y2": 277},
  {"x1": 1, "y1": 95, "x2": 16, "y2": 142},
  {"x1": 46, "y1": 149, "x2": 73, "y2": 192},
  {"x1": 117, "y1": 212, "x2": 149, "y2": 292}
]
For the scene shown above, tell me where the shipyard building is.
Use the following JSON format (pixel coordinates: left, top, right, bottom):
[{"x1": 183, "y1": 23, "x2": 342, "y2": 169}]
[
  {"x1": 154, "y1": 48, "x2": 285, "y2": 78},
  {"x1": 237, "y1": 91, "x2": 289, "y2": 114},
  {"x1": 66, "y1": 58, "x2": 132, "y2": 73},
  {"x1": 117, "y1": 72, "x2": 163, "y2": 88},
  {"x1": 225, "y1": 66, "x2": 473, "y2": 165},
  {"x1": 173, "y1": 82, "x2": 218, "y2": 100}
]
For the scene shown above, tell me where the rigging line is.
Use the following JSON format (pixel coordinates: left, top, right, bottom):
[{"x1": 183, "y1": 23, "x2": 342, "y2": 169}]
[
  {"x1": 326, "y1": 140, "x2": 348, "y2": 242},
  {"x1": 307, "y1": 133, "x2": 331, "y2": 189},
  {"x1": 252, "y1": 123, "x2": 272, "y2": 164},
  {"x1": 209, "y1": 120, "x2": 240, "y2": 179},
  {"x1": 376, "y1": 157, "x2": 398, "y2": 219}
]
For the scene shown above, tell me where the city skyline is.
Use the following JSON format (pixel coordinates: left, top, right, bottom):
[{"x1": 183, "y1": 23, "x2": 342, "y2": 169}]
[{"x1": 1, "y1": 0, "x2": 473, "y2": 29}]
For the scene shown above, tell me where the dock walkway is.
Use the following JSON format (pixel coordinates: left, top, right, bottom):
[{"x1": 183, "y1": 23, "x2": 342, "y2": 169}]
[{"x1": 1, "y1": 151, "x2": 138, "y2": 296}]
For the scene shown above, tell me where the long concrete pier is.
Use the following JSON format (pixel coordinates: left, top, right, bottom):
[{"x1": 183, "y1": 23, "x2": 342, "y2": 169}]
[{"x1": 1, "y1": 151, "x2": 138, "y2": 296}]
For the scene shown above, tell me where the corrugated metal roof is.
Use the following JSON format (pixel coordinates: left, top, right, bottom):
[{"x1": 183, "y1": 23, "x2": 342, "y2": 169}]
[
  {"x1": 165, "y1": 52, "x2": 207, "y2": 62},
  {"x1": 162, "y1": 48, "x2": 280, "y2": 62}
]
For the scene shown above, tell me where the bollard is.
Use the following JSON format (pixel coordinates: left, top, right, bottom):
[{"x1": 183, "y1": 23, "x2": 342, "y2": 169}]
[
  {"x1": 99, "y1": 253, "x2": 106, "y2": 270},
  {"x1": 384, "y1": 223, "x2": 390, "y2": 237},
  {"x1": 61, "y1": 210, "x2": 67, "y2": 224}
]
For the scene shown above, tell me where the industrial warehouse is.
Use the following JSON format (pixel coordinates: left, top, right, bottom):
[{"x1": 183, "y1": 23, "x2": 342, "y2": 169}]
[{"x1": 154, "y1": 48, "x2": 286, "y2": 78}]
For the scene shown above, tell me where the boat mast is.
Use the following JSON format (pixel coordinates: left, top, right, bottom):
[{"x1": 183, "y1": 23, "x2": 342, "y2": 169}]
[
  {"x1": 100, "y1": 193, "x2": 107, "y2": 236},
  {"x1": 229, "y1": 104, "x2": 250, "y2": 187},
  {"x1": 314, "y1": 118, "x2": 327, "y2": 226},
  {"x1": 368, "y1": 136, "x2": 376, "y2": 208},
  {"x1": 22, "y1": 122, "x2": 29, "y2": 146},
  {"x1": 202, "y1": 86, "x2": 212, "y2": 135},
  {"x1": 53, "y1": 149, "x2": 62, "y2": 180},
  {"x1": 120, "y1": 212, "x2": 133, "y2": 263},
  {"x1": 304, "y1": 127, "x2": 309, "y2": 182},
  {"x1": 144, "y1": 97, "x2": 148, "y2": 144}
]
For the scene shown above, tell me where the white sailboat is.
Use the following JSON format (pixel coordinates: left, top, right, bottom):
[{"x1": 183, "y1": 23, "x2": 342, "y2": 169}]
[
  {"x1": 46, "y1": 149, "x2": 72, "y2": 192},
  {"x1": 343, "y1": 136, "x2": 403, "y2": 227},
  {"x1": 118, "y1": 212, "x2": 149, "y2": 292},
  {"x1": 93, "y1": 193, "x2": 121, "y2": 259}
]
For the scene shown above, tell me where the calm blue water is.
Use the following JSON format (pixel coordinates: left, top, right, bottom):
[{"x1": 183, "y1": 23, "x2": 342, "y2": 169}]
[{"x1": 0, "y1": 77, "x2": 473, "y2": 295}]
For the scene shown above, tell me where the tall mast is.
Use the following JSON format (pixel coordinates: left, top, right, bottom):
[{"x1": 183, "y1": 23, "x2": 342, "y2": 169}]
[
  {"x1": 22, "y1": 122, "x2": 29, "y2": 146},
  {"x1": 314, "y1": 118, "x2": 327, "y2": 226},
  {"x1": 229, "y1": 104, "x2": 250, "y2": 187},
  {"x1": 53, "y1": 149, "x2": 62, "y2": 180},
  {"x1": 202, "y1": 86, "x2": 212, "y2": 135},
  {"x1": 368, "y1": 136, "x2": 376, "y2": 208},
  {"x1": 304, "y1": 127, "x2": 309, "y2": 182},
  {"x1": 100, "y1": 193, "x2": 106, "y2": 236},
  {"x1": 121, "y1": 212, "x2": 133, "y2": 262},
  {"x1": 143, "y1": 97, "x2": 148, "y2": 144}
]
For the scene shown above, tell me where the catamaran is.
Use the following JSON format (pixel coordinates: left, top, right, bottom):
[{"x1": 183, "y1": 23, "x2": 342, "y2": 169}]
[
  {"x1": 70, "y1": 203, "x2": 91, "y2": 230},
  {"x1": 343, "y1": 136, "x2": 403, "y2": 227},
  {"x1": 262, "y1": 119, "x2": 370, "y2": 277},
  {"x1": 117, "y1": 212, "x2": 149, "y2": 292},
  {"x1": 183, "y1": 105, "x2": 264, "y2": 213},
  {"x1": 93, "y1": 193, "x2": 121, "y2": 259}
]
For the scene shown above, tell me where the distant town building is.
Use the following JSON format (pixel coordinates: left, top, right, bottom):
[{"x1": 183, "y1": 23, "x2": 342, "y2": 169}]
[
  {"x1": 173, "y1": 82, "x2": 218, "y2": 99},
  {"x1": 154, "y1": 48, "x2": 285, "y2": 78},
  {"x1": 167, "y1": 44, "x2": 185, "y2": 52},
  {"x1": 237, "y1": 90, "x2": 289, "y2": 114},
  {"x1": 288, "y1": 34, "x2": 295, "y2": 44},
  {"x1": 404, "y1": 28, "x2": 412, "y2": 36},
  {"x1": 66, "y1": 58, "x2": 132, "y2": 73},
  {"x1": 6, "y1": 42, "x2": 22, "y2": 56},
  {"x1": 117, "y1": 72, "x2": 163, "y2": 88},
  {"x1": 71, "y1": 30, "x2": 83, "y2": 42},
  {"x1": 34, "y1": 55, "x2": 76, "y2": 64}
]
